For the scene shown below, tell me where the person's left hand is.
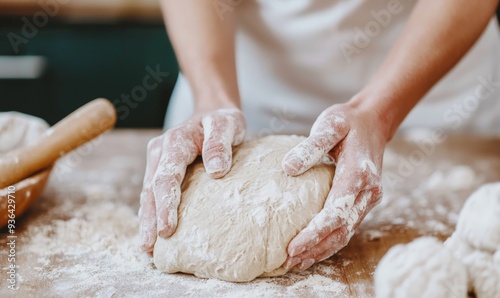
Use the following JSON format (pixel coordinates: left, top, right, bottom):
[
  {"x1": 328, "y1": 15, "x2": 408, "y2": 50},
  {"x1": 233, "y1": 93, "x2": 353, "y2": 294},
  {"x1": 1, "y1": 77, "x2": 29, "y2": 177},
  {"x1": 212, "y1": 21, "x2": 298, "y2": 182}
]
[{"x1": 281, "y1": 103, "x2": 386, "y2": 271}]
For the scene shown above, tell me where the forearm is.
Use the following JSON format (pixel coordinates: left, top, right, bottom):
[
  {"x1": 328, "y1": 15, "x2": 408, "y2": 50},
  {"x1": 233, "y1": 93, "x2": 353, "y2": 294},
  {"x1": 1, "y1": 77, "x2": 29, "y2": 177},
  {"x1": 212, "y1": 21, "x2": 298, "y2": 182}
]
[
  {"x1": 160, "y1": 0, "x2": 240, "y2": 113},
  {"x1": 350, "y1": 0, "x2": 498, "y2": 140}
]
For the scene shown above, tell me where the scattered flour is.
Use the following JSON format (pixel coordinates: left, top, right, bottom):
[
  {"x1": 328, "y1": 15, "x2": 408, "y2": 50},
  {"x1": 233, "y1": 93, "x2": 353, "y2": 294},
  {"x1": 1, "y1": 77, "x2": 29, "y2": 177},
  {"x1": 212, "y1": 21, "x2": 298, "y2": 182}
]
[
  {"x1": 1, "y1": 130, "x2": 498, "y2": 297},
  {"x1": 365, "y1": 163, "x2": 487, "y2": 235},
  {"x1": 361, "y1": 230, "x2": 386, "y2": 242},
  {"x1": 0, "y1": 140, "x2": 350, "y2": 297}
]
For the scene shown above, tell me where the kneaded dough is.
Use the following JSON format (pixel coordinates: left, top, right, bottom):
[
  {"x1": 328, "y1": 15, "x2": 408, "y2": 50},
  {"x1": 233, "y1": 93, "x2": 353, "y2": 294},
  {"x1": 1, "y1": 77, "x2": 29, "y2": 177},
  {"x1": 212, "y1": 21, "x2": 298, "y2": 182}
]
[
  {"x1": 374, "y1": 237, "x2": 468, "y2": 298},
  {"x1": 376, "y1": 183, "x2": 500, "y2": 298},
  {"x1": 444, "y1": 183, "x2": 500, "y2": 297},
  {"x1": 461, "y1": 250, "x2": 500, "y2": 298},
  {"x1": 153, "y1": 135, "x2": 334, "y2": 282},
  {"x1": 0, "y1": 112, "x2": 49, "y2": 154},
  {"x1": 446, "y1": 234, "x2": 500, "y2": 298},
  {"x1": 455, "y1": 183, "x2": 500, "y2": 252}
]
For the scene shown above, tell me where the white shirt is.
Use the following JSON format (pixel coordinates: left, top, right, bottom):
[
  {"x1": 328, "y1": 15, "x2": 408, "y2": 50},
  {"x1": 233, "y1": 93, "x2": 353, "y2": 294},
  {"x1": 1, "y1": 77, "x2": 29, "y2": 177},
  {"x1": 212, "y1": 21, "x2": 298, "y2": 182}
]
[{"x1": 165, "y1": 0, "x2": 500, "y2": 136}]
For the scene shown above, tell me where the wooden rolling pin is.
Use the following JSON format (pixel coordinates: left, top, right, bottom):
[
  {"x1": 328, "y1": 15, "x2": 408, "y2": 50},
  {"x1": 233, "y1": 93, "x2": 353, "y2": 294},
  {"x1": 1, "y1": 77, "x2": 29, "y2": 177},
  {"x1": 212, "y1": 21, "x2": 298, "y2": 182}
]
[{"x1": 0, "y1": 98, "x2": 117, "y2": 189}]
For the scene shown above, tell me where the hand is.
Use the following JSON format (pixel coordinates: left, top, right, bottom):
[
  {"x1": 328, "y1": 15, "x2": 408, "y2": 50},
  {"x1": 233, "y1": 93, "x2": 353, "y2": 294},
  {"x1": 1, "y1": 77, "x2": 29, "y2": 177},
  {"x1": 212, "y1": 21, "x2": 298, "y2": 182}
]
[
  {"x1": 282, "y1": 103, "x2": 385, "y2": 271},
  {"x1": 139, "y1": 108, "x2": 246, "y2": 253}
]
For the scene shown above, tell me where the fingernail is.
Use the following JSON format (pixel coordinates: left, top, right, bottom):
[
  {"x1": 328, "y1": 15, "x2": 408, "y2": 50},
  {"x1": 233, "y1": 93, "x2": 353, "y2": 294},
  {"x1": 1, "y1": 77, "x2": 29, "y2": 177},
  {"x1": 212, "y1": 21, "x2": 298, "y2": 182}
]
[
  {"x1": 141, "y1": 234, "x2": 152, "y2": 251},
  {"x1": 282, "y1": 157, "x2": 302, "y2": 176},
  {"x1": 158, "y1": 225, "x2": 175, "y2": 238},
  {"x1": 207, "y1": 157, "x2": 226, "y2": 176},
  {"x1": 284, "y1": 257, "x2": 301, "y2": 270},
  {"x1": 158, "y1": 229, "x2": 168, "y2": 238},
  {"x1": 299, "y1": 259, "x2": 315, "y2": 270},
  {"x1": 157, "y1": 218, "x2": 173, "y2": 238}
]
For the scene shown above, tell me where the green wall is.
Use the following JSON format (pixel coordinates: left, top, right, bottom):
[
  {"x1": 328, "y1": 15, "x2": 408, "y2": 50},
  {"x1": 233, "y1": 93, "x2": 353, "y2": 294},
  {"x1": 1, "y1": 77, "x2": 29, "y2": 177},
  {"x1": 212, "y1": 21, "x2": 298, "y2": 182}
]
[{"x1": 0, "y1": 18, "x2": 179, "y2": 128}]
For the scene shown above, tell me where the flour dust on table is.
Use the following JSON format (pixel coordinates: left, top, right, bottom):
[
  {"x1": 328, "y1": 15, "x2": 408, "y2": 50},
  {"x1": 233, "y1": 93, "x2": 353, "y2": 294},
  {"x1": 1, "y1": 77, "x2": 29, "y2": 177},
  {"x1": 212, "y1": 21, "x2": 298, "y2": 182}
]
[{"x1": 153, "y1": 135, "x2": 335, "y2": 282}]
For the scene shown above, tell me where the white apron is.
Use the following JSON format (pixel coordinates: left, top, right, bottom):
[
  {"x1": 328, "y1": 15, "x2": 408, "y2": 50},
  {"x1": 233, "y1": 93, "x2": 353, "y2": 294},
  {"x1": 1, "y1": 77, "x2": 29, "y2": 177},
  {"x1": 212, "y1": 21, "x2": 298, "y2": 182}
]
[{"x1": 165, "y1": 0, "x2": 500, "y2": 137}]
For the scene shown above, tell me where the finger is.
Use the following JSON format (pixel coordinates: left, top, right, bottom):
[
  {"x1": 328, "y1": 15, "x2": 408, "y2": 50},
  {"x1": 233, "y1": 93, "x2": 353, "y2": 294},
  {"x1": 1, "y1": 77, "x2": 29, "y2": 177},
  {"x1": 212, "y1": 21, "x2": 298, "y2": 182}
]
[
  {"x1": 298, "y1": 258, "x2": 316, "y2": 271},
  {"x1": 139, "y1": 137, "x2": 162, "y2": 252},
  {"x1": 297, "y1": 226, "x2": 349, "y2": 261},
  {"x1": 288, "y1": 190, "x2": 376, "y2": 270},
  {"x1": 282, "y1": 108, "x2": 348, "y2": 176},
  {"x1": 287, "y1": 190, "x2": 357, "y2": 258},
  {"x1": 287, "y1": 147, "x2": 372, "y2": 257},
  {"x1": 315, "y1": 241, "x2": 345, "y2": 263},
  {"x1": 284, "y1": 226, "x2": 348, "y2": 270},
  {"x1": 287, "y1": 150, "x2": 362, "y2": 257},
  {"x1": 286, "y1": 195, "x2": 368, "y2": 270},
  {"x1": 139, "y1": 190, "x2": 157, "y2": 253},
  {"x1": 202, "y1": 109, "x2": 245, "y2": 178},
  {"x1": 315, "y1": 197, "x2": 376, "y2": 263},
  {"x1": 153, "y1": 123, "x2": 203, "y2": 238},
  {"x1": 295, "y1": 191, "x2": 373, "y2": 259},
  {"x1": 290, "y1": 131, "x2": 384, "y2": 250}
]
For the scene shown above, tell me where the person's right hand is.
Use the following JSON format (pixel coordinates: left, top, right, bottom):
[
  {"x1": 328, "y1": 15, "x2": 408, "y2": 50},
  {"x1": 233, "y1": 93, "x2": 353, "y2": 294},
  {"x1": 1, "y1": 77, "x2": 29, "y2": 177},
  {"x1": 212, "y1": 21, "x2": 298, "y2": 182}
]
[{"x1": 139, "y1": 108, "x2": 246, "y2": 254}]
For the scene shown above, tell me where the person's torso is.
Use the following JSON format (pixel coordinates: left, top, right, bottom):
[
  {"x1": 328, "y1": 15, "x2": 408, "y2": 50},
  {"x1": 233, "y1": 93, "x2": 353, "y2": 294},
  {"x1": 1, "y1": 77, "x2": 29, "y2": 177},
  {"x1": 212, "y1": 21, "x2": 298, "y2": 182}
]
[{"x1": 167, "y1": 0, "x2": 500, "y2": 136}]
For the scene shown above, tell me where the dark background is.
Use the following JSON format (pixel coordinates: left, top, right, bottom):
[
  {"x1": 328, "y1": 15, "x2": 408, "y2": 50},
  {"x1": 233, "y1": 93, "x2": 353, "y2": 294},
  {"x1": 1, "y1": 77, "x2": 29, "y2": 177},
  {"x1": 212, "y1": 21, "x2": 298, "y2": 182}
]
[
  {"x1": 1, "y1": 7, "x2": 500, "y2": 128},
  {"x1": 0, "y1": 18, "x2": 178, "y2": 128}
]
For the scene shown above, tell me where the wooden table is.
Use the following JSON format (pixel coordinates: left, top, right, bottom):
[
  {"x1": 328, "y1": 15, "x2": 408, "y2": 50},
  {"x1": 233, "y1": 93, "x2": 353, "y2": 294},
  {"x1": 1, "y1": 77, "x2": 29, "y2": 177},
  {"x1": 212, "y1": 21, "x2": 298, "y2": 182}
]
[{"x1": 1, "y1": 130, "x2": 499, "y2": 297}]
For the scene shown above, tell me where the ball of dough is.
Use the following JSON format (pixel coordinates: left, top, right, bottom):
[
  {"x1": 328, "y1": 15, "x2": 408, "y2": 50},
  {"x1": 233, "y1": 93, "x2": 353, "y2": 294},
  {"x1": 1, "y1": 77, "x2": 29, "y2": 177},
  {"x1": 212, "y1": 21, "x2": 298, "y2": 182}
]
[
  {"x1": 375, "y1": 237, "x2": 468, "y2": 298},
  {"x1": 461, "y1": 250, "x2": 500, "y2": 298},
  {"x1": 455, "y1": 183, "x2": 500, "y2": 252},
  {"x1": 153, "y1": 135, "x2": 334, "y2": 282},
  {"x1": 444, "y1": 234, "x2": 475, "y2": 264},
  {"x1": 0, "y1": 112, "x2": 49, "y2": 154},
  {"x1": 446, "y1": 234, "x2": 500, "y2": 297}
]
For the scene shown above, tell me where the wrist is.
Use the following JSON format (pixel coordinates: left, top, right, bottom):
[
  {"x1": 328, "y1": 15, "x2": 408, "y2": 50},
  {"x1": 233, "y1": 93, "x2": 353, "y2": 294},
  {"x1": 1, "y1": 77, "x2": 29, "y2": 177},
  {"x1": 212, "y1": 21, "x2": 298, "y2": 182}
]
[
  {"x1": 187, "y1": 62, "x2": 241, "y2": 115},
  {"x1": 193, "y1": 92, "x2": 240, "y2": 118},
  {"x1": 347, "y1": 93, "x2": 397, "y2": 143}
]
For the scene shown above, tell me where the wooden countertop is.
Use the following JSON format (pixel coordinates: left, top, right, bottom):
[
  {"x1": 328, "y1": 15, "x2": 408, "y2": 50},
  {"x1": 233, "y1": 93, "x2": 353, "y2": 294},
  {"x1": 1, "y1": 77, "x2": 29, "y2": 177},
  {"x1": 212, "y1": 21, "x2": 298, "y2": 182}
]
[
  {"x1": 0, "y1": 0, "x2": 162, "y2": 21},
  {"x1": 1, "y1": 130, "x2": 499, "y2": 297}
]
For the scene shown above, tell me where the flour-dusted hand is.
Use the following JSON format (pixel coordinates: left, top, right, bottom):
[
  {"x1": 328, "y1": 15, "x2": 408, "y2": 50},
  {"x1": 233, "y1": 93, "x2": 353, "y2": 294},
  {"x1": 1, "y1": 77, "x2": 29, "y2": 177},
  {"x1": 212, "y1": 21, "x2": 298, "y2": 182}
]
[
  {"x1": 282, "y1": 104, "x2": 385, "y2": 270},
  {"x1": 139, "y1": 108, "x2": 246, "y2": 253}
]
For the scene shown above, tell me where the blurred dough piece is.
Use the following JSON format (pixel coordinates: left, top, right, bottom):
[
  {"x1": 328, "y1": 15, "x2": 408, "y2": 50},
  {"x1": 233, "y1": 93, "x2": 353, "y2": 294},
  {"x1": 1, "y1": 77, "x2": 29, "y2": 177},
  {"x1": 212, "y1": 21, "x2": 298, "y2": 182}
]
[
  {"x1": 461, "y1": 250, "x2": 500, "y2": 298},
  {"x1": 444, "y1": 183, "x2": 500, "y2": 297},
  {"x1": 375, "y1": 237, "x2": 467, "y2": 298},
  {"x1": 0, "y1": 112, "x2": 49, "y2": 154},
  {"x1": 454, "y1": 183, "x2": 500, "y2": 252},
  {"x1": 153, "y1": 135, "x2": 334, "y2": 282}
]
